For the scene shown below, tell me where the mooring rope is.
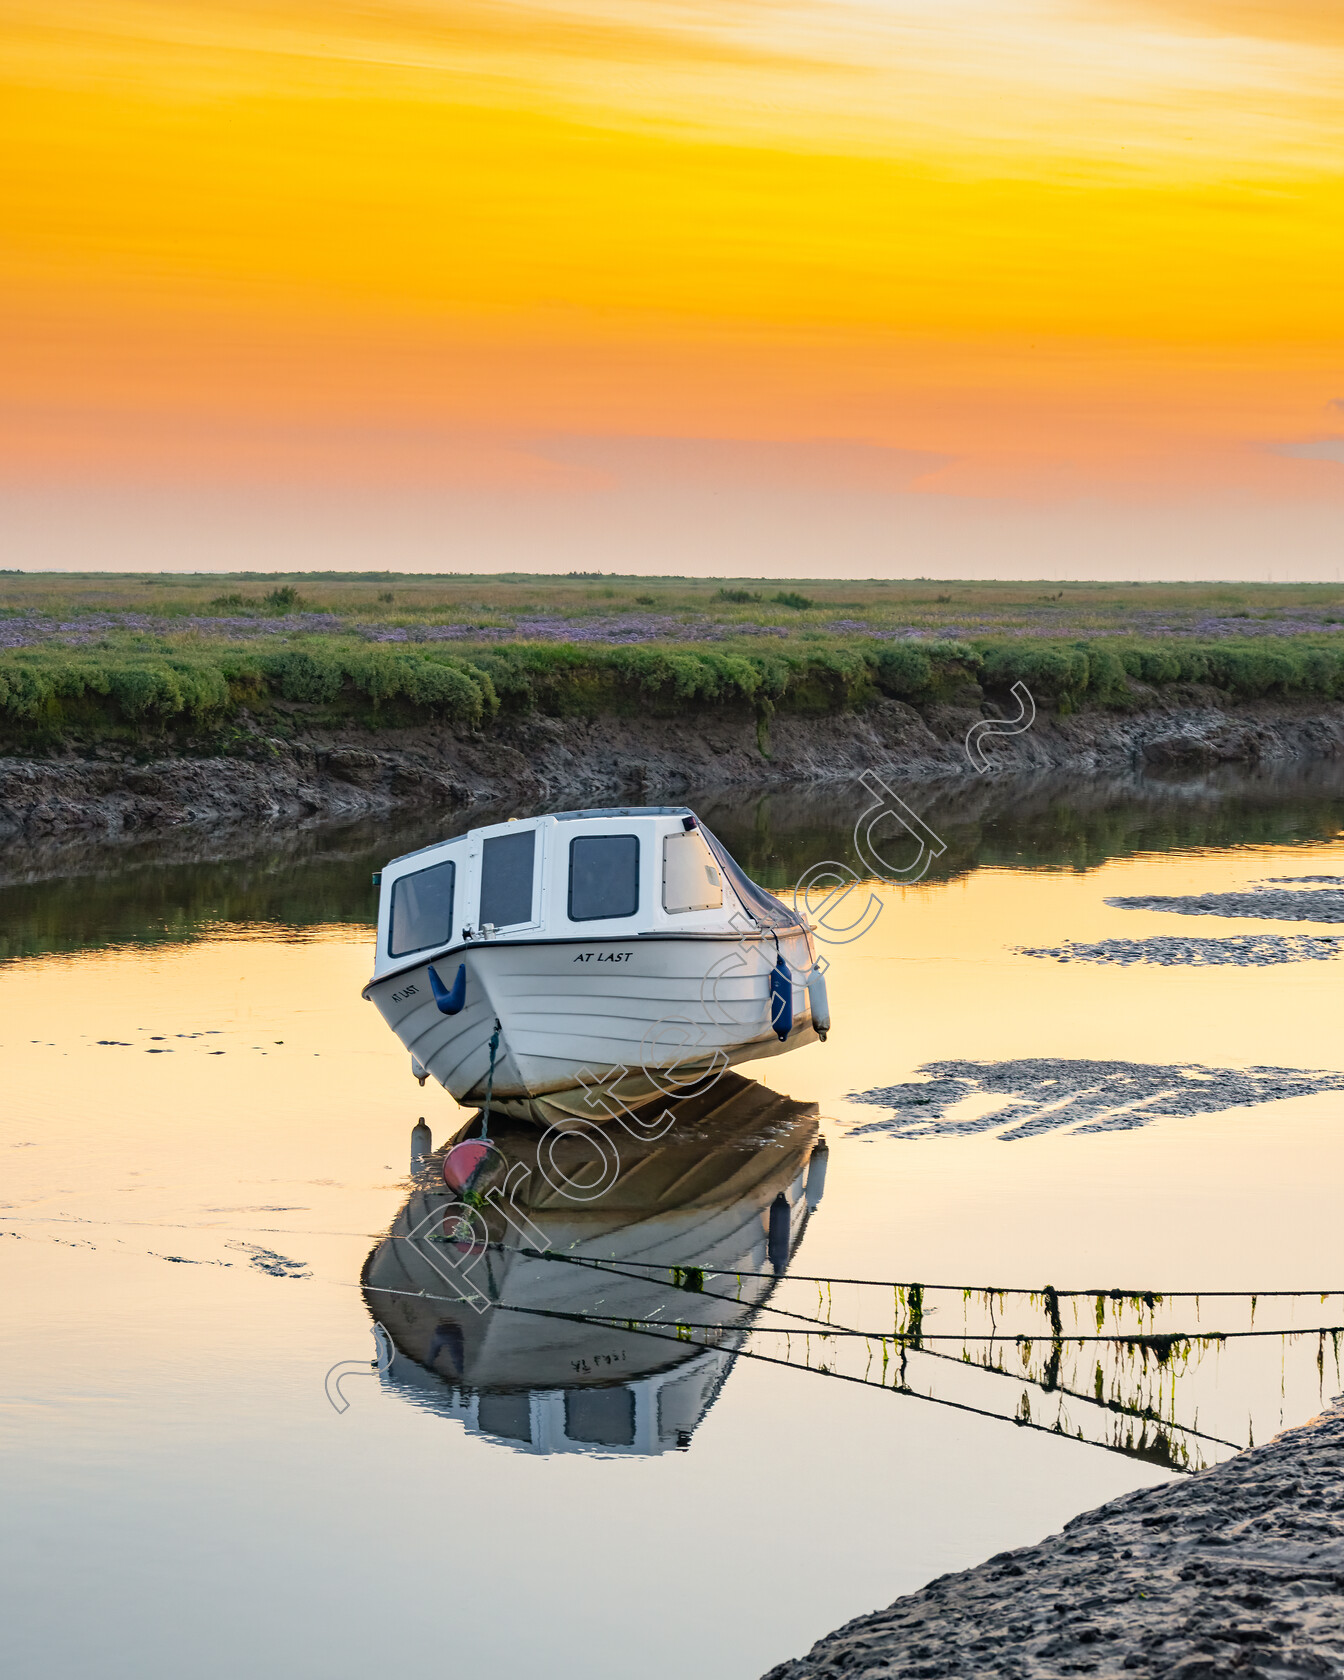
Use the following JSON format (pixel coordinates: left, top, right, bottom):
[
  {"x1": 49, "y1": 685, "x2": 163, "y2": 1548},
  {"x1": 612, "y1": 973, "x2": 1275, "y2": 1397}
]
[
  {"x1": 479, "y1": 1018, "x2": 502, "y2": 1139},
  {"x1": 515, "y1": 1248, "x2": 1344, "y2": 1302},
  {"x1": 559, "y1": 1312, "x2": 1344, "y2": 1346},
  {"x1": 353, "y1": 1279, "x2": 1229, "y2": 1471}
]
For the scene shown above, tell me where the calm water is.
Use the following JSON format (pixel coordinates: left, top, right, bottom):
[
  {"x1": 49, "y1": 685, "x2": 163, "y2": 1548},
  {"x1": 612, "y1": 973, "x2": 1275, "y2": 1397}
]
[{"x1": 4, "y1": 764, "x2": 1344, "y2": 1678}]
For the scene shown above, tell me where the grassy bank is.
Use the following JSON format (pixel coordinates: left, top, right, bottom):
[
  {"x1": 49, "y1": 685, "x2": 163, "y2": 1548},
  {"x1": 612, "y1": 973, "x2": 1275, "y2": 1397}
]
[
  {"x1": 6, "y1": 631, "x2": 1344, "y2": 749},
  {"x1": 0, "y1": 637, "x2": 972, "y2": 741},
  {"x1": 4, "y1": 571, "x2": 1344, "y2": 635}
]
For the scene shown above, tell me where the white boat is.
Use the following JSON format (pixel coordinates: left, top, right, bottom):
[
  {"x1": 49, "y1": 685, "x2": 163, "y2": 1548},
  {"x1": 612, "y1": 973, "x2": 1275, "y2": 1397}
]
[
  {"x1": 361, "y1": 1074, "x2": 827, "y2": 1453},
  {"x1": 362, "y1": 805, "x2": 830, "y2": 1126}
]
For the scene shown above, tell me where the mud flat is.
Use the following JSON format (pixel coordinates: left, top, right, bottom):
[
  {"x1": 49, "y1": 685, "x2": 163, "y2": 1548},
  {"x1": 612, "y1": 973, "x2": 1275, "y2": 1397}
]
[
  {"x1": 764, "y1": 1399, "x2": 1344, "y2": 1680},
  {"x1": 1019, "y1": 935, "x2": 1344, "y2": 966},
  {"x1": 1107, "y1": 889, "x2": 1344, "y2": 924},
  {"x1": 5, "y1": 690, "x2": 1344, "y2": 841}
]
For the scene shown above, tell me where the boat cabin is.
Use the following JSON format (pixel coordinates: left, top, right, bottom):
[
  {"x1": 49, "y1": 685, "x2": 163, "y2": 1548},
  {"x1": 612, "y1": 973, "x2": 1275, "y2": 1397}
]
[{"x1": 371, "y1": 806, "x2": 799, "y2": 982}]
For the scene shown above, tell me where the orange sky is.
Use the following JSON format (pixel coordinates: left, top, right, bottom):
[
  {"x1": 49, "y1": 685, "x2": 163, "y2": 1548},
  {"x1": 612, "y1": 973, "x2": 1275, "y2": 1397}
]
[{"x1": 2, "y1": 0, "x2": 1343, "y2": 574}]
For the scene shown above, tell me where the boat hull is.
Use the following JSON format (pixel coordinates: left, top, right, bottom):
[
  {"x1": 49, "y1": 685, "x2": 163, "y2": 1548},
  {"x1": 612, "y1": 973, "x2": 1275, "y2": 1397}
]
[{"x1": 364, "y1": 928, "x2": 818, "y2": 1124}]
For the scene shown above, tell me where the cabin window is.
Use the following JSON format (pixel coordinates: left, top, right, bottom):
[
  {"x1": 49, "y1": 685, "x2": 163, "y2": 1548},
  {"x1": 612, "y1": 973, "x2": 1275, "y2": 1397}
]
[
  {"x1": 564, "y1": 1385, "x2": 636, "y2": 1447},
  {"x1": 388, "y1": 859, "x2": 456, "y2": 958},
  {"x1": 479, "y1": 828, "x2": 536, "y2": 928},
  {"x1": 568, "y1": 834, "x2": 640, "y2": 921},
  {"x1": 662, "y1": 830, "x2": 723, "y2": 914},
  {"x1": 477, "y1": 1391, "x2": 532, "y2": 1444}
]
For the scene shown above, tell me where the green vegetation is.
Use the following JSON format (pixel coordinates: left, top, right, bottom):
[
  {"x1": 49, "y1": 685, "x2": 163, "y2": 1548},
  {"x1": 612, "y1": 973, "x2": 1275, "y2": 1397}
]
[
  {"x1": 7, "y1": 569, "x2": 1344, "y2": 634},
  {"x1": 0, "y1": 637, "x2": 977, "y2": 743},
  {"x1": 977, "y1": 638, "x2": 1344, "y2": 712},
  {"x1": 5, "y1": 629, "x2": 1344, "y2": 750},
  {"x1": 208, "y1": 584, "x2": 306, "y2": 614},
  {"x1": 4, "y1": 572, "x2": 1344, "y2": 751},
  {"x1": 0, "y1": 643, "x2": 496, "y2": 741}
]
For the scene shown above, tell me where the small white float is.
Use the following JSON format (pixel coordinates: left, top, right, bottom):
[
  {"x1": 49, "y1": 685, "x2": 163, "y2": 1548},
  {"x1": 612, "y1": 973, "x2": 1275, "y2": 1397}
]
[{"x1": 362, "y1": 806, "x2": 828, "y2": 1126}]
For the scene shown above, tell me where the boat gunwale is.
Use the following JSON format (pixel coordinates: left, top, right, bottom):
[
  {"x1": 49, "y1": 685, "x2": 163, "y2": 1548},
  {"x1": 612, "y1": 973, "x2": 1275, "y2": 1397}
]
[{"x1": 362, "y1": 925, "x2": 812, "y2": 997}]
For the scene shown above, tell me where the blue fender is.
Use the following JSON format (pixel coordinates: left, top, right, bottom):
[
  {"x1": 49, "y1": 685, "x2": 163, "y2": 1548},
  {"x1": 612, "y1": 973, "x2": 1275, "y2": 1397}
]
[
  {"x1": 768, "y1": 954, "x2": 793, "y2": 1041},
  {"x1": 768, "y1": 1191, "x2": 790, "y2": 1275},
  {"x1": 427, "y1": 961, "x2": 467, "y2": 1016}
]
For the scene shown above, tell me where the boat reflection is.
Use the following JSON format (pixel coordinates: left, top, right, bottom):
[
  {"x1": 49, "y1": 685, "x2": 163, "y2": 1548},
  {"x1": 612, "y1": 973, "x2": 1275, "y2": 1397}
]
[
  {"x1": 361, "y1": 1073, "x2": 826, "y2": 1455},
  {"x1": 363, "y1": 1071, "x2": 1331, "y2": 1474}
]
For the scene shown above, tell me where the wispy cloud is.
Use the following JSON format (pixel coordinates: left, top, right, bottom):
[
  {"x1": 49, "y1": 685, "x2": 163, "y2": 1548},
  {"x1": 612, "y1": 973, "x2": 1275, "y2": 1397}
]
[
  {"x1": 1127, "y1": 0, "x2": 1344, "y2": 48},
  {"x1": 1277, "y1": 439, "x2": 1344, "y2": 466},
  {"x1": 3, "y1": 0, "x2": 1343, "y2": 552}
]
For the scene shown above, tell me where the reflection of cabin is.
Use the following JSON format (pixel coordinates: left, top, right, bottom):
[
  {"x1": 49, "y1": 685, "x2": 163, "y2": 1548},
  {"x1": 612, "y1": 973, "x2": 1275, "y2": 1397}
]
[
  {"x1": 362, "y1": 1074, "x2": 827, "y2": 1455},
  {"x1": 381, "y1": 1342, "x2": 737, "y2": 1457}
]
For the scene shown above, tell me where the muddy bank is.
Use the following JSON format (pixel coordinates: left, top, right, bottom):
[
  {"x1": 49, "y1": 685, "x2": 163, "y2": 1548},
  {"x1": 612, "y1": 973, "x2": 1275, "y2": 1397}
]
[
  {"x1": 4, "y1": 690, "x2": 1344, "y2": 841},
  {"x1": 764, "y1": 1398, "x2": 1344, "y2": 1680},
  {"x1": 4, "y1": 761, "x2": 1344, "y2": 959}
]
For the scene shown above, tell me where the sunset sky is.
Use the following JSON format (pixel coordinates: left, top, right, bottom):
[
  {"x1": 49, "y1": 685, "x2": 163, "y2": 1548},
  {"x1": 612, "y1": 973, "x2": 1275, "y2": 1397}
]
[{"x1": 3, "y1": 0, "x2": 1343, "y2": 576}]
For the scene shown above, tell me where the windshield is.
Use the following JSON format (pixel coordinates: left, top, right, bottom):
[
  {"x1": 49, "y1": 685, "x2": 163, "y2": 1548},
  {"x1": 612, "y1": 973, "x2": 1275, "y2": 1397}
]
[{"x1": 698, "y1": 824, "x2": 806, "y2": 931}]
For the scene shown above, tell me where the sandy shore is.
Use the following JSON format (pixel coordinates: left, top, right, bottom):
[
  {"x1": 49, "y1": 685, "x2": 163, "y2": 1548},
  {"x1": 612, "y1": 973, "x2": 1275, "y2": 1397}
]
[{"x1": 764, "y1": 1399, "x2": 1344, "y2": 1679}]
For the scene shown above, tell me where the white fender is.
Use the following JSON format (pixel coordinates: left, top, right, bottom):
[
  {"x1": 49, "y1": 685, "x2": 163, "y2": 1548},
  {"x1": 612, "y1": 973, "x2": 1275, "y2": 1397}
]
[
  {"x1": 806, "y1": 970, "x2": 831, "y2": 1039},
  {"x1": 805, "y1": 1138, "x2": 829, "y2": 1210}
]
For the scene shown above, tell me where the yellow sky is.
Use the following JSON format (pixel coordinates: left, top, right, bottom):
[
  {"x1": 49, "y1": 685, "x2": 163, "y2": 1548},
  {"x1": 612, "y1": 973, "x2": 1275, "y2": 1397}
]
[{"x1": 2, "y1": 0, "x2": 1342, "y2": 567}]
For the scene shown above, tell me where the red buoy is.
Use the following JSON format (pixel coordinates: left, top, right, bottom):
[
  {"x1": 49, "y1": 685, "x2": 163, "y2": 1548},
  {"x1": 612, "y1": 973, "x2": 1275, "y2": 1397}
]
[{"x1": 443, "y1": 1139, "x2": 490, "y2": 1191}]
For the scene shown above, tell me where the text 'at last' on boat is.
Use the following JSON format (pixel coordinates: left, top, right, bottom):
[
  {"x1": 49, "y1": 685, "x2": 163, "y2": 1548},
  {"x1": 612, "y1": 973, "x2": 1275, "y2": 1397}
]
[
  {"x1": 361, "y1": 1073, "x2": 829, "y2": 1456},
  {"x1": 362, "y1": 806, "x2": 831, "y2": 1127}
]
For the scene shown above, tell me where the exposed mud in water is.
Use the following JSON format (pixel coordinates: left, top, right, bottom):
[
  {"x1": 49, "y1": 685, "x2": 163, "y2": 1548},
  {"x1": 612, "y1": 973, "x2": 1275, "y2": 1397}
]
[
  {"x1": 225, "y1": 1242, "x2": 312, "y2": 1280},
  {"x1": 1019, "y1": 935, "x2": 1344, "y2": 966},
  {"x1": 1107, "y1": 888, "x2": 1344, "y2": 922},
  {"x1": 846, "y1": 1059, "x2": 1344, "y2": 1139}
]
